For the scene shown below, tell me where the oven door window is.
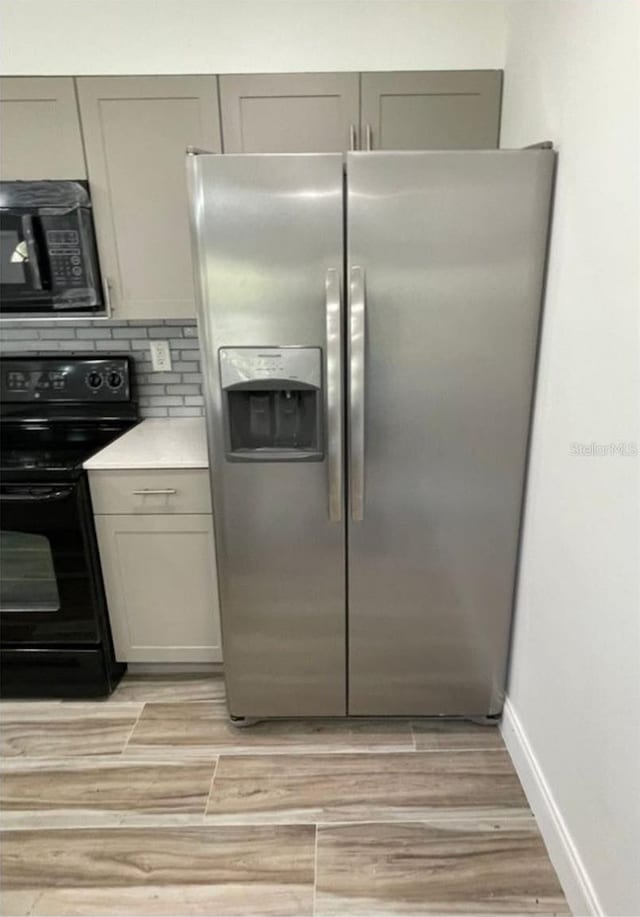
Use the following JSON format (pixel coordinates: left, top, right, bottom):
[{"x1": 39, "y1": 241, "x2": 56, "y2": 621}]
[
  {"x1": 0, "y1": 530, "x2": 60, "y2": 613},
  {"x1": 0, "y1": 228, "x2": 28, "y2": 284},
  {"x1": 0, "y1": 211, "x2": 50, "y2": 308}
]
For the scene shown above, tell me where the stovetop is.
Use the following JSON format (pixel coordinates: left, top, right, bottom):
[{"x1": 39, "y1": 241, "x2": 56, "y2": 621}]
[
  {"x1": 0, "y1": 445, "x2": 114, "y2": 481},
  {"x1": 2, "y1": 448, "x2": 92, "y2": 471},
  {"x1": 0, "y1": 422, "x2": 139, "y2": 483},
  {"x1": 0, "y1": 356, "x2": 139, "y2": 484}
]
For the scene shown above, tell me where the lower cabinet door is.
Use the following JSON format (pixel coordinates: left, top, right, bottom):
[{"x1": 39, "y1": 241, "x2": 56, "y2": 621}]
[{"x1": 95, "y1": 513, "x2": 221, "y2": 663}]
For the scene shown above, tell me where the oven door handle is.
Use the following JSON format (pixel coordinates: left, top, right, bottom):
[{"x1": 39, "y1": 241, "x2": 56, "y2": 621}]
[{"x1": 0, "y1": 488, "x2": 75, "y2": 503}]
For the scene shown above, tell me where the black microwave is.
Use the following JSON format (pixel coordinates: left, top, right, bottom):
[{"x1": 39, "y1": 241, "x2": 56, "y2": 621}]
[{"x1": 0, "y1": 180, "x2": 105, "y2": 317}]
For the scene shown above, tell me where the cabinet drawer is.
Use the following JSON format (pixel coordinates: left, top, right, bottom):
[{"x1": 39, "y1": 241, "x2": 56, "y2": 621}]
[{"x1": 89, "y1": 469, "x2": 212, "y2": 515}]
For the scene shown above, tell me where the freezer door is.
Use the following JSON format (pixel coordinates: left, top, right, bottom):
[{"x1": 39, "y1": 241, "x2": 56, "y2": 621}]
[
  {"x1": 347, "y1": 150, "x2": 555, "y2": 716},
  {"x1": 188, "y1": 153, "x2": 346, "y2": 716}
]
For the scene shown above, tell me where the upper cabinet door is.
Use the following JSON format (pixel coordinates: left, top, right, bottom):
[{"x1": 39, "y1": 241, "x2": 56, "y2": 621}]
[
  {"x1": 0, "y1": 77, "x2": 86, "y2": 179},
  {"x1": 219, "y1": 73, "x2": 359, "y2": 153},
  {"x1": 76, "y1": 76, "x2": 221, "y2": 319},
  {"x1": 361, "y1": 71, "x2": 502, "y2": 150}
]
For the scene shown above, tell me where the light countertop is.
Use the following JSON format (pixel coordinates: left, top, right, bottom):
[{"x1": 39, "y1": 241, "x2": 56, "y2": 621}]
[{"x1": 83, "y1": 418, "x2": 209, "y2": 470}]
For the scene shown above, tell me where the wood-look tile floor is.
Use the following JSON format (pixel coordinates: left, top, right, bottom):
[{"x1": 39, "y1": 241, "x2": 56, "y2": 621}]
[{"x1": 0, "y1": 674, "x2": 570, "y2": 916}]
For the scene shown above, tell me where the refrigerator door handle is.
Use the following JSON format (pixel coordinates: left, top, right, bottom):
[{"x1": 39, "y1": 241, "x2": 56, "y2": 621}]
[
  {"x1": 325, "y1": 267, "x2": 343, "y2": 522},
  {"x1": 349, "y1": 265, "x2": 366, "y2": 522}
]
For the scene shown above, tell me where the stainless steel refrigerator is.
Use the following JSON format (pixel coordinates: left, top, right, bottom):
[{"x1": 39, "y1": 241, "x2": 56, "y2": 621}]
[{"x1": 187, "y1": 149, "x2": 555, "y2": 720}]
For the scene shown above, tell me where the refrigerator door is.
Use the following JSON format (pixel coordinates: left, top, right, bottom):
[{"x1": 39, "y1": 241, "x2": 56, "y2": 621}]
[
  {"x1": 347, "y1": 150, "x2": 555, "y2": 716},
  {"x1": 188, "y1": 153, "x2": 346, "y2": 716}
]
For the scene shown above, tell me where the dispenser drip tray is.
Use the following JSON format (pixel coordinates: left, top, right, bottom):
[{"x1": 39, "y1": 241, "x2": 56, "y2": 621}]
[{"x1": 229, "y1": 388, "x2": 318, "y2": 452}]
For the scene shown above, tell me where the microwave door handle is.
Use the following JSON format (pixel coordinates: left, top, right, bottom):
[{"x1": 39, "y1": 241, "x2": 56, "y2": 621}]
[{"x1": 20, "y1": 215, "x2": 43, "y2": 290}]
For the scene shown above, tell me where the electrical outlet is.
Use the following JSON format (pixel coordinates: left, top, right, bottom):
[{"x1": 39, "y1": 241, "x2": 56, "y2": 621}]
[{"x1": 150, "y1": 340, "x2": 172, "y2": 372}]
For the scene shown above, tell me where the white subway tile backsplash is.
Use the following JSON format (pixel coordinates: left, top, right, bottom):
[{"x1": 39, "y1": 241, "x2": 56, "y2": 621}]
[
  {"x1": 0, "y1": 319, "x2": 204, "y2": 418},
  {"x1": 95, "y1": 339, "x2": 130, "y2": 351},
  {"x1": 75, "y1": 327, "x2": 113, "y2": 339},
  {"x1": 39, "y1": 328, "x2": 75, "y2": 339},
  {"x1": 151, "y1": 396, "x2": 184, "y2": 407},
  {"x1": 148, "y1": 327, "x2": 184, "y2": 339},
  {"x1": 0, "y1": 329, "x2": 41, "y2": 340},
  {"x1": 137, "y1": 384, "x2": 166, "y2": 396},
  {"x1": 166, "y1": 384, "x2": 199, "y2": 395},
  {"x1": 140, "y1": 372, "x2": 182, "y2": 384},
  {"x1": 168, "y1": 406, "x2": 202, "y2": 416},
  {"x1": 112, "y1": 326, "x2": 149, "y2": 339},
  {"x1": 57, "y1": 340, "x2": 97, "y2": 351}
]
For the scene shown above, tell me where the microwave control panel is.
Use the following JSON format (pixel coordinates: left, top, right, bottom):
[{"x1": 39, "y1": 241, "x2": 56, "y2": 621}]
[{"x1": 41, "y1": 215, "x2": 88, "y2": 292}]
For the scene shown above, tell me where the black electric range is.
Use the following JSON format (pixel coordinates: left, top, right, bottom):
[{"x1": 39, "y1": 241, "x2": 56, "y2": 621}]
[{"x1": 0, "y1": 355, "x2": 139, "y2": 698}]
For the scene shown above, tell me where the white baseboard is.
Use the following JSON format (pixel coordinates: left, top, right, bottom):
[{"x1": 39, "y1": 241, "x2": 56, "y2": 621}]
[{"x1": 500, "y1": 697, "x2": 602, "y2": 917}]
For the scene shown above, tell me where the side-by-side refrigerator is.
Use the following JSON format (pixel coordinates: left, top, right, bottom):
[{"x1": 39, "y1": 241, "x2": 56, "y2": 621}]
[{"x1": 187, "y1": 148, "x2": 555, "y2": 720}]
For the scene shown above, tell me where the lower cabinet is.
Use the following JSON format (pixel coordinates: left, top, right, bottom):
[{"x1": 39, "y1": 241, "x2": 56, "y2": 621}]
[{"x1": 94, "y1": 512, "x2": 222, "y2": 663}]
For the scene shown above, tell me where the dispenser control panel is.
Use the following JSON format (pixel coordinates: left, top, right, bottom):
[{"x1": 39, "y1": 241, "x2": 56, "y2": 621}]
[{"x1": 219, "y1": 347, "x2": 321, "y2": 390}]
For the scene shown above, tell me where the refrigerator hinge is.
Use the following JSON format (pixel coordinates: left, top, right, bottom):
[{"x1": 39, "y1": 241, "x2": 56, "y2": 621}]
[{"x1": 523, "y1": 140, "x2": 554, "y2": 150}]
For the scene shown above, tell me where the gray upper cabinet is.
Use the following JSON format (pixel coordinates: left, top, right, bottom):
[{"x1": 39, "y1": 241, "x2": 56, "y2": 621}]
[
  {"x1": 0, "y1": 77, "x2": 86, "y2": 179},
  {"x1": 219, "y1": 73, "x2": 359, "y2": 153},
  {"x1": 76, "y1": 76, "x2": 221, "y2": 319},
  {"x1": 360, "y1": 71, "x2": 502, "y2": 150}
]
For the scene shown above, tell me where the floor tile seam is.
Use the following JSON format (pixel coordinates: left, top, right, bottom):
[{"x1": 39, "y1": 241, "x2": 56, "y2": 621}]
[
  {"x1": 0, "y1": 754, "x2": 219, "y2": 769},
  {"x1": 0, "y1": 812, "x2": 536, "y2": 831},
  {"x1": 0, "y1": 746, "x2": 505, "y2": 758},
  {"x1": 119, "y1": 703, "x2": 147, "y2": 755},
  {"x1": 200, "y1": 809, "x2": 536, "y2": 826},
  {"x1": 0, "y1": 810, "x2": 537, "y2": 833},
  {"x1": 137, "y1": 700, "x2": 228, "y2": 708},
  {"x1": 211, "y1": 747, "x2": 508, "y2": 757},
  {"x1": 312, "y1": 823, "x2": 319, "y2": 916},
  {"x1": 0, "y1": 816, "x2": 212, "y2": 832},
  {"x1": 117, "y1": 747, "x2": 416, "y2": 758},
  {"x1": 0, "y1": 707, "x2": 147, "y2": 724},
  {"x1": 203, "y1": 756, "x2": 220, "y2": 816},
  {"x1": 17, "y1": 887, "x2": 45, "y2": 917},
  {"x1": 312, "y1": 812, "x2": 538, "y2": 828}
]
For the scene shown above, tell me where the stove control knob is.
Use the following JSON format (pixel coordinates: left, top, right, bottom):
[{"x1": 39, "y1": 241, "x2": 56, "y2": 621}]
[
  {"x1": 107, "y1": 370, "x2": 123, "y2": 390},
  {"x1": 86, "y1": 371, "x2": 103, "y2": 390}
]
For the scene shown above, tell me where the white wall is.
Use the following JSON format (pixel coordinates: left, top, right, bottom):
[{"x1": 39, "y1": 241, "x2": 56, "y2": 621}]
[
  {"x1": 0, "y1": 0, "x2": 506, "y2": 74},
  {"x1": 501, "y1": 3, "x2": 640, "y2": 915}
]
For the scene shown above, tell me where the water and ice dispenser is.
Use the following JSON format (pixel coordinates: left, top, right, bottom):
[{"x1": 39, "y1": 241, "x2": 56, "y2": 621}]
[{"x1": 220, "y1": 347, "x2": 323, "y2": 461}]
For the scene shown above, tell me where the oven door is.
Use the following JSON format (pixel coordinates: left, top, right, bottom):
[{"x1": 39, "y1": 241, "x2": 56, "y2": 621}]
[{"x1": 0, "y1": 478, "x2": 103, "y2": 644}]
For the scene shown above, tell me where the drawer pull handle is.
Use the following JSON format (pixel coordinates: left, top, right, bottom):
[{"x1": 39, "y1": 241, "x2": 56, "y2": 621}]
[{"x1": 132, "y1": 488, "x2": 178, "y2": 495}]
